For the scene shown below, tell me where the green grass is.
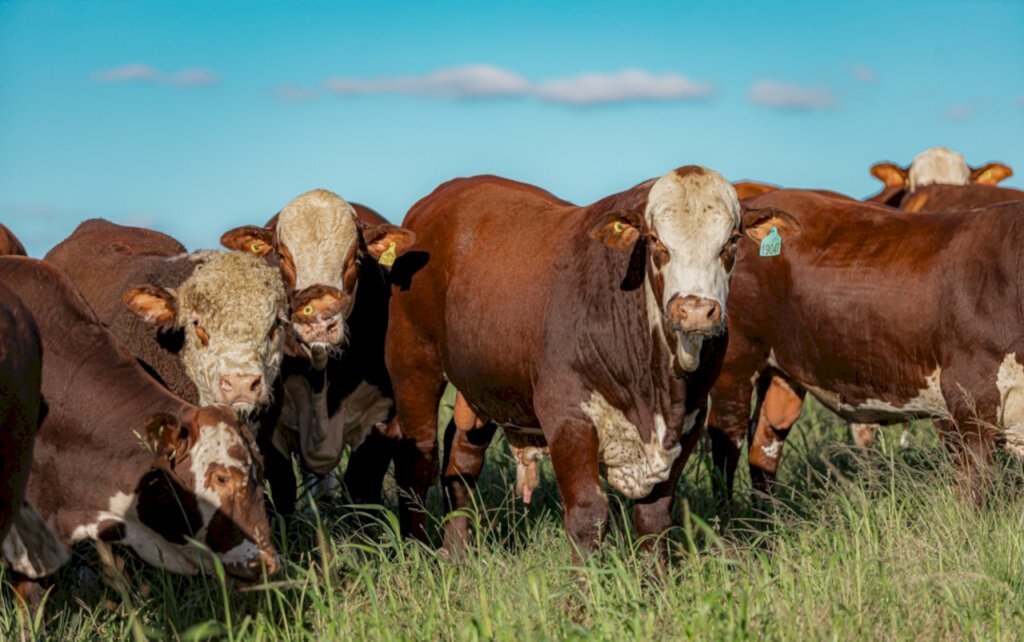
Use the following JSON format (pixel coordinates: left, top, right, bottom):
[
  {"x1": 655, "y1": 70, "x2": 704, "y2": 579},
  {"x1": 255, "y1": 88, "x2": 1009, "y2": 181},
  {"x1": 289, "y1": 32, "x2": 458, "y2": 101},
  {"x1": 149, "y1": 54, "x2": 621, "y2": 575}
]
[{"x1": 5, "y1": 399, "x2": 1024, "y2": 640}]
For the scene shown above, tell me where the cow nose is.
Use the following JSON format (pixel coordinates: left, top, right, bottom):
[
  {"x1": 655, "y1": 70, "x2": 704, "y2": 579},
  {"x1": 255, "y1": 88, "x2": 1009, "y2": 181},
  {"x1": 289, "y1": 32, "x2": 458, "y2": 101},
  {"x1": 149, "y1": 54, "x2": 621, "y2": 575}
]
[
  {"x1": 667, "y1": 295, "x2": 722, "y2": 333},
  {"x1": 219, "y1": 373, "x2": 263, "y2": 404},
  {"x1": 250, "y1": 550, "x2": 279, "y2": 577}
]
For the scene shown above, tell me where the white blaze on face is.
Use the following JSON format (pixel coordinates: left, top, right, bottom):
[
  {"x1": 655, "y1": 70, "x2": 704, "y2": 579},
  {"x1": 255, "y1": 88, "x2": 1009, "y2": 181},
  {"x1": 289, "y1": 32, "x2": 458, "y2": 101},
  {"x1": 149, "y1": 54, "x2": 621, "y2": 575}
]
[
  {"x1": 188, "y1": 420, "x2": 250, "y2": 525},
  {"x1": 176, "y1": 251, "x2": 287, "y2": 410},
  {"x1": 277, "y1": 189, "x2": 360, "y2": 291},
  {"x1": 908, "y1": 147, "x2": 970, "y2": 192},
  {"x1": 644, "y1": 169, "x2": 740, "y2": 370}
]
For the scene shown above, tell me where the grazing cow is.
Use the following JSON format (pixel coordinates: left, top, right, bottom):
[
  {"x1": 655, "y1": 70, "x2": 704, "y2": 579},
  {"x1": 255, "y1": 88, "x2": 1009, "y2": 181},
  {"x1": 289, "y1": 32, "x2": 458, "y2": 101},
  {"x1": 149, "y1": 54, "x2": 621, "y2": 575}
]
[
  {"x1": 386, "y1": 168, "x2": 795, "y2": 555},
  {"x1": 0, "y1": 257, "x2": 278, "y2": 580},
  {"x1": 707, "y1": 189, "x2": 1024, "y2": 506},
  {"x1": 0, "y1": 282, "x2": 69, "y2": 577},
  {"x1": 0, "y1": 223, "x2": 27, "y2": 256},
  {"x1": 44, "y1": 219, "x2": 288, "y2": 418},
  {"x1": 867, "y1": 146, "x2": 1012, "y2": 207}
]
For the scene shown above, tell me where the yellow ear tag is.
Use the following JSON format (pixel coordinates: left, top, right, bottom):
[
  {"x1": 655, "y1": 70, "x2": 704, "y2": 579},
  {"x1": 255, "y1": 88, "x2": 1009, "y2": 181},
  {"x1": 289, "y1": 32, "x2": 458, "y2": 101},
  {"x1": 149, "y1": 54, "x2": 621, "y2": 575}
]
[
  {"x1": 250, "y1": 242, "x2": 263, "y2": 254},
  {"x1": 612, "y1": 221, "x2": 625, "y2": 235},
  {"x1": 303, "y1": 305, "x2": 314, "y2": 317},
  {"x1": 982, "y1": 170, "x2": 992, "y2": 182},
  {"x1": 379, "y1": 241, "x2": 397, "y2": 267}
]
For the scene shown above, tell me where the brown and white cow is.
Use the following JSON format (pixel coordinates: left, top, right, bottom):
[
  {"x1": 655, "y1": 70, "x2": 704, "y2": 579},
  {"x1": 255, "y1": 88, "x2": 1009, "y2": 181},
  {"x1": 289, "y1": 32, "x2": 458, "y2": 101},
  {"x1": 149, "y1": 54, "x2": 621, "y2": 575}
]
[
  {"x1": 0, "y1": 281, "x2": 69, "y2": 577},
  {"x1": 867, "y1": 146, "x2": 1013, "y2": 207},
  {"x1": 385, "y1": 168, "x2": 795, "y2": 556},
  {"x1": 0, "y1": 222, "x2": 28, "y2": 256},
  {"x1": 707, "y1": 189, "x2": 1024, "y2": 505},
  {"x1": 220, "y1": 191, "x2": 414, "y2": 513},
  {"x1": 45, "y1": 219, "x2": 288, "y2": 417},
  {"x1": 0, "y1": 256, "x2": 278, "y2": 580}
]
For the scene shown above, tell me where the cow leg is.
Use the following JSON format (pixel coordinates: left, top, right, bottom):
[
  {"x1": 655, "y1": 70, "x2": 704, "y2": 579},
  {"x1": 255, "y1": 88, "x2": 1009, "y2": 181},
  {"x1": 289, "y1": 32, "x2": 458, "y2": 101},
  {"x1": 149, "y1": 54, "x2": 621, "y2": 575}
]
[
  {"x1": 748, "y1": 375, "x2": 805, "y2": 498},
  {"x1": 850, "y1": 423, "x2": 878, "y2": 448},
  {"x1": 440, "y1": 413, "x2": 498, "y2": 555},
  {"x1": 634, "y1": 411, "x2": 703, "y2": 570},
  {"x1": 706, "y1": 334, "x2": 768, "y2": 513},
  {"x1": 389, "y1": 366, "x2": 446, "y2": 543},
  {"x1": 344, "y1": 428, "x2": 396, "y2": 505},
  {"x1": 935, "y1": 417, "x2": 995, "y2": 506},
  {"x1": 261, "y1": 427, "x2": 297, "y2": 517},
  {"x1": 543, "y1": 418, "x2": 606, "y2": 562}
]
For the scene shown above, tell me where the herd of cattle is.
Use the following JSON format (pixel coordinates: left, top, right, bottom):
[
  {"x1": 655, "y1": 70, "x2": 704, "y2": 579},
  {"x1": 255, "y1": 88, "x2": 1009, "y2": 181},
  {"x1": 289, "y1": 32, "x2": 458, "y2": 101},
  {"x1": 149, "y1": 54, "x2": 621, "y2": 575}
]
[{"x1": 0, "y1": 145, "x2": 1021, "y2": 599}]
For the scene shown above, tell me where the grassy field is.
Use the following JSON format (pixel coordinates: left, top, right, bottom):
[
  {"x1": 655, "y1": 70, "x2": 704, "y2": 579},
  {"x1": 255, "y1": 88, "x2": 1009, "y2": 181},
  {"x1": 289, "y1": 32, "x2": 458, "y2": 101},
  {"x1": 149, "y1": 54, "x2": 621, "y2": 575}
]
[{"x1": 4, "y1": 399, "x2": 1024, "y2": 641}]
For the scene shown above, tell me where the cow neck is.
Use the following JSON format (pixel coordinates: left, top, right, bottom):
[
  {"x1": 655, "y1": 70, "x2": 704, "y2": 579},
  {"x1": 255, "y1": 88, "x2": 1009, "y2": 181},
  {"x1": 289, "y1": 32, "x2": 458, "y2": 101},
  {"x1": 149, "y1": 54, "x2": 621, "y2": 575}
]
[{"x1": 567, "y1": 183, "x2": 684, "y2": 437}]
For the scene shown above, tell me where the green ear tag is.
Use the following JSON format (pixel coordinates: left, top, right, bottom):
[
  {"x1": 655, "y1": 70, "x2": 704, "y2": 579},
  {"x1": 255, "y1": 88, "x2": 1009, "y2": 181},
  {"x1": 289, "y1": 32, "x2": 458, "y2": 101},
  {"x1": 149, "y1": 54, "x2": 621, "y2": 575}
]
[
  {"x1": 759, "y1": 227, "x2": 782, "y2": 257},
  {"x1": 378, "y1": 241, "x2": 397, "y2": 267}
]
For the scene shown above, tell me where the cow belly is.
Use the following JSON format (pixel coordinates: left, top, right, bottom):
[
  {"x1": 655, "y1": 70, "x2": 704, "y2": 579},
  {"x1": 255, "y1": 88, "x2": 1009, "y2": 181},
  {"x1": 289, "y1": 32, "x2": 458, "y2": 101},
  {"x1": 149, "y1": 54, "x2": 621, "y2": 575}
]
[{"x1": 800, "y1": 368, "x2": 949, "y2": 424}]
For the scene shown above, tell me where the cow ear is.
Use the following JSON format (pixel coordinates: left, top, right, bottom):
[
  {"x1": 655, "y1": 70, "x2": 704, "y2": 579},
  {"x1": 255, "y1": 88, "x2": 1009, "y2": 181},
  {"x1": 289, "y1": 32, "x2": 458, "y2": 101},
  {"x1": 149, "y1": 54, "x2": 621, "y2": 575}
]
[
  {"x1": 220, "y1": 226, "x2": 276, "y2": 257},
  {"x1": 145, "y1": 413, "x2": 188, "y2": 459},
  {"x1": 363, "y1": 224, "x2": 416, "y2": 266},
  {"x1": 741, "y1": 206, "x2": 802, "y2": 243},
  {"x1": 589, "y1": 209, "x2": 645, "y2": 251},
  {"x1": 870, "y1": 162, "x2": 909, "y2": 189},
  {"x1": 971, "y1": 162, "x2": 1013, "y2": 186},
  {"x1": 123, "y1": 286, "x2": 178, "y2": 330},
  {"x1": 733, "y1": 180, "x2": 779, "y2": 200}
]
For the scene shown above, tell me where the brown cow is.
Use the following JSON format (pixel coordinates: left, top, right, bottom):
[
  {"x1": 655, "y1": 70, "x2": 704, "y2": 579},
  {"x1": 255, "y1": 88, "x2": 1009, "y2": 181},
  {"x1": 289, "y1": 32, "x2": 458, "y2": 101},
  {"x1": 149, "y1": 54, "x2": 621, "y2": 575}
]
[
  {"x1": 733, "y1": 180, "x2": 780, "y2": 200},
  {"x1": 0, "y1": 223, "x2": 27, "y2": 256},
  {"x1": 45, "y1": 219, "x2": 288, "y2": 417},
  {"x1": 220, "y1": 192, "x2": 414, "y2": 512},
  {"x1": 0, "y1": 257, "x2": 278, "y2": 580},
  {"x1": 707, "y1": 190, "x2": 1024, "y2": 506},
  {"x1": 386, "y1": 168, "x2": 796, "y2": 555},
  {"x1": 867, "y1": 146, "x2": 1012, "y2": 207},
  {"x1": 0, "y1": 281, "x2": 69, "y2": 577}
]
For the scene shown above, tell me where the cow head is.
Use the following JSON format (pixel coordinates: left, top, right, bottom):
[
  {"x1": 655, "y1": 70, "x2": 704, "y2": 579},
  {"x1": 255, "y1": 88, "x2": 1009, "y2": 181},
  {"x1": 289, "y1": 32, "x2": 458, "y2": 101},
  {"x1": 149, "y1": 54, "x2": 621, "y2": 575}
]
[
  {"x1": 220, "y1": 190, "x2": 414, "y2": 370},
  {"x1": 590, "y1": 167, "x2": 798, "y2": 373},
  {"x1": 871, "y1": 146, "x2": 1013, "y2": 193},
  {"x1": 123, "y1": 251, "x2": 288, "y2": 416},
  {"x1": 135, "y1": 406, "x2": 278, "y2": 580}
]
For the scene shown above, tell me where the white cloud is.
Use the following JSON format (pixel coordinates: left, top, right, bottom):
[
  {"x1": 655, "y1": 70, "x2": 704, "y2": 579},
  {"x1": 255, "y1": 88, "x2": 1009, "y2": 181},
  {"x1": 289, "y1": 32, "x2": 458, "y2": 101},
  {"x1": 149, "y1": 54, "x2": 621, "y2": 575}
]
[
  {"x1": 535, "y1": 69, "x2": 713, "y2": 105},
  {"x1": 316, "y1": 64, "x2": 715, "y2": 106},
  {"x1": 325, "y1": 65, "x2": 530, "y2": 98},
  {"x1": 93, "y1": 63, "x2": 160, "y2": 83},
  {"x1": 748, "y1": 79, "x2": 836, "y2": 110},
  {"x1": 853, "y1": 66, "x2": 877, "y2": 83},
  {"x1": 92, "y1": 64, "x2": 219, "y2": 87},
  {"x1": 943, "y1": 104, "x2": 974, "y2": 120}
]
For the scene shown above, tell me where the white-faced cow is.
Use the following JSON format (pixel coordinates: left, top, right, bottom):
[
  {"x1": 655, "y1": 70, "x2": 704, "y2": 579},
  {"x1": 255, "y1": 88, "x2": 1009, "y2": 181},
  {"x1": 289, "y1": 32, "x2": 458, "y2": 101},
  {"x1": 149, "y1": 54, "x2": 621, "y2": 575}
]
[
  {"x1": 386, "y1": 168, "x2": 796, "y2": 557},
  {"x1": 44, "y1": 219, "x2": 288, "y2": 418},
  {"x1": 220, "y1": 191, "x2": 415, "y2": 513},
  {"x1": 868, "y1": 146, "x2": 1013, "y2": 207},
  {"x1": 0, "y1": 256, "x2": 278, "y2": 583}
]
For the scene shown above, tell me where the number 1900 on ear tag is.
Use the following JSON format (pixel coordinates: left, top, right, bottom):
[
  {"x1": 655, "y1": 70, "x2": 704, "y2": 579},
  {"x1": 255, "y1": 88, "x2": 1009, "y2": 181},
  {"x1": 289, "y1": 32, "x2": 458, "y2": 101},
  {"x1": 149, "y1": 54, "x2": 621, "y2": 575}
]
[{"x1": 759, "y1": 227, "x2": 782, "y2": 257}]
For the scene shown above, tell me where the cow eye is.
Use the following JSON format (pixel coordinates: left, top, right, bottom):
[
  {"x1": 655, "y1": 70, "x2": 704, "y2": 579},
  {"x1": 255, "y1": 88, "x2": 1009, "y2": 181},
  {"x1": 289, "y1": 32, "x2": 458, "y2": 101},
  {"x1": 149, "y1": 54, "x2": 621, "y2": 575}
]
[{"x1": 215, "y1": 472, "x2": 230, "y2": 486}]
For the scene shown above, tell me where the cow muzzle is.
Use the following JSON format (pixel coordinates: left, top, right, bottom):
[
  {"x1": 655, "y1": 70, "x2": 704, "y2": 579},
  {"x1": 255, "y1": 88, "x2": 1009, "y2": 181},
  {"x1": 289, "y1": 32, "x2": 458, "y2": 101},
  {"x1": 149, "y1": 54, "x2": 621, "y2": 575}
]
[
  {"x1": 666, "y1": 295, "x2": 723, "y2": 335},
  {"x1": 219, "y1": 373, "x2": 264, "y2": 410},
  {"x1": 224, "y1": 548, "x2": 280, "y2": 582},
  {"x1": 291, "y1": 286, "x2": 348, "y2": 364}
]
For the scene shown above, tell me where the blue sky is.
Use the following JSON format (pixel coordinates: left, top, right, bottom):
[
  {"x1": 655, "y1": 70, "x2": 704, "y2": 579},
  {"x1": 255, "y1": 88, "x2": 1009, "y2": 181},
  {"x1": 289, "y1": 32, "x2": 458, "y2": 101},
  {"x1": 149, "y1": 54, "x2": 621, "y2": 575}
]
[{"x1": 1, "y1": 0, "x2": 1022, "y2": 256}]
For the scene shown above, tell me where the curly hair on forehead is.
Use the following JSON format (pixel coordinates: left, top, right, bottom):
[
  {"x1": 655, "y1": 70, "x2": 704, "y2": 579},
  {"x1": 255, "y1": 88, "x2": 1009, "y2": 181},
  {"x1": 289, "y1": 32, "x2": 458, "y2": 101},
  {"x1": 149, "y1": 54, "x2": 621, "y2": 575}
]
[{"x1": 175, "y1": 251, "x2": 287, "y2": 329}]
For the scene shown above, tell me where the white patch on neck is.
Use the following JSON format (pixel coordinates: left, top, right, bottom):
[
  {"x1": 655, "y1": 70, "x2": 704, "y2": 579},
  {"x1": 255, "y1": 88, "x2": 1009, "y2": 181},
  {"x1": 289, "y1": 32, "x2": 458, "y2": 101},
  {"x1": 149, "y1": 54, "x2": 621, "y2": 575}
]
[
  {"x1": 277, "y1": 189, "x2": 359, "y2": 291},
  {"x1": 909, "y1": 146, "x2": 969, "y2": 192},
  {"x1": 579, "y1": 391, "x2": 681, "y2": 499}
]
